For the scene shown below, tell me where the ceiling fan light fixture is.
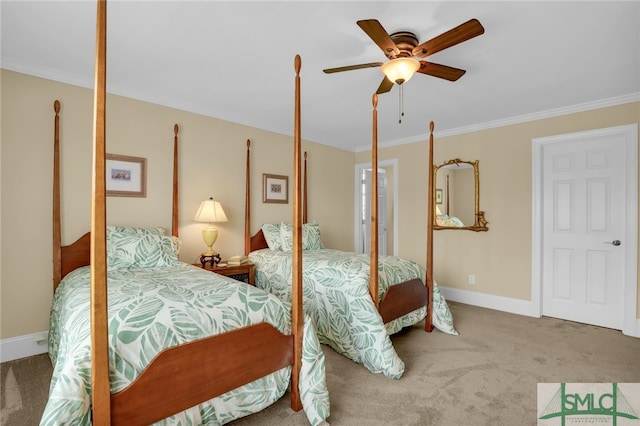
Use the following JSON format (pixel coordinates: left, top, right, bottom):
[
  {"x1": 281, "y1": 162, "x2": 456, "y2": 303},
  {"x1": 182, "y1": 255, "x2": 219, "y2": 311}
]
[{"x1": 381, "y1": 57, "x2": 420, "y2": 84}]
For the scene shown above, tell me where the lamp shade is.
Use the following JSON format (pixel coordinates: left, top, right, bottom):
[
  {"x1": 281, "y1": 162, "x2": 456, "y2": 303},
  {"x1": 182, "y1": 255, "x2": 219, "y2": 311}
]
[
  {"x1": 381, "y1": 57, "x2": 420, "y2": 84},
  {"x1": 193, "y1": 198, "x2": 228, "y2": 223}
]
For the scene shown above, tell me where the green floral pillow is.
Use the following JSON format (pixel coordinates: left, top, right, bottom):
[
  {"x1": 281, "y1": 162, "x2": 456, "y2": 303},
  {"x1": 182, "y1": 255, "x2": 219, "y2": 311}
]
[
  {"x1": 303, "y1": 221, "x2": 324, "y2": 250},
  {"x1": 107, "y1": 233, "x2": 180, "y2": 269},
  {"x1": 107, "y1": 226, "x2": 181, "y2": 255},
  {"x1": 280, "y1": 221, "x2": 324, "y2": 251},
  {"x1": 107, "y1": 225, "x2": 166, "y2": 236},
  {"x1": 261, "y1": 223, "x2": 282, "y2": 250}
]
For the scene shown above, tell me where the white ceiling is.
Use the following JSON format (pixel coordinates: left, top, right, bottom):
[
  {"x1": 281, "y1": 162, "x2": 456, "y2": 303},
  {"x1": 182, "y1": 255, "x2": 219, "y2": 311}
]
[{"x1": 2, "y1": 1, "x2": 639, "y2": 152}]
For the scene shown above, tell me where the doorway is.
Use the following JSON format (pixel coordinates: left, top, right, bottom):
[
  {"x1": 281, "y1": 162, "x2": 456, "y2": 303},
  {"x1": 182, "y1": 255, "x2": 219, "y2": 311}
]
[
  {"x1": 532, "y1": 124, "x2": 638, "y2": 334},
  {"x1": 355, "y1": 159, "x2": 398, "y2": 255}
]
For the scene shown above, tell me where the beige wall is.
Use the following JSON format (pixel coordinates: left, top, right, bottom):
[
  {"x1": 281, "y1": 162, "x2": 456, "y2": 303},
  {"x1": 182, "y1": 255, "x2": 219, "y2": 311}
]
[
  {"x1": 0, "y1": 70, "x2": 354, "y2": 339},
  {"x1": 358, "y1": 102, "x2": 640, "y2": 315},
  {"x1": 2, "y1": 69, "x2": 638, "y2": 341}
]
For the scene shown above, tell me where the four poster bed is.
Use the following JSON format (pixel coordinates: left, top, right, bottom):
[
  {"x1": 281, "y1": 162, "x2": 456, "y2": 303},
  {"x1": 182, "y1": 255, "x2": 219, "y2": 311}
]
[
  {"x1": 42, "y1": 5, "x2": 328, "y2": 424},
  {"x1": 244, "y1": 99, "x2": 457, "y2": 379}
]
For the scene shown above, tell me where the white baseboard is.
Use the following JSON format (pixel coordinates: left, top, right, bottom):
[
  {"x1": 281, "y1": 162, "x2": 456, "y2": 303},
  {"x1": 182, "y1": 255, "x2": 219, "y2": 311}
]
[
  {"x1": 624, "y1": 318, "x2": 640, "y2": 338},
  {"x1": 439, "y1": 286, "x2": 640, "y2": 338},
  {"x1": 439, "y1": 286, "x2": 542, "y2": 318},
  {"x1": 0, "y1": 331, "x2": 49, "y2": 363}
]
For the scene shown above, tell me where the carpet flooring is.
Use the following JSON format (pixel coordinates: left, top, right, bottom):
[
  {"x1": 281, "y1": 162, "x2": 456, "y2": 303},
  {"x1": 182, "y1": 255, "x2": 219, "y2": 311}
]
[{"x1": 2, "y1": 302, "x2": 639, "y2": 425}]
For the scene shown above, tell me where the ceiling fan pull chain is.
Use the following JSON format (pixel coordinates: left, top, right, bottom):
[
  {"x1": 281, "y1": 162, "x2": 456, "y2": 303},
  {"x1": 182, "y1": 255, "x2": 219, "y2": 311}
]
[
  {"x1": 398, "y1": 85, "x2": 401, "y2": 123},
  {"x1": 398, "y1": 84, "x2": 405, "y2": 124}
]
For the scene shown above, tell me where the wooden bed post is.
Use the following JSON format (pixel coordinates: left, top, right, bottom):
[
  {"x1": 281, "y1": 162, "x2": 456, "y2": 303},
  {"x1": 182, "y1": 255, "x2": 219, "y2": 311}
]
[
  {"x1": 369, "y1": 94, "x2": 379, "y2": 307},
  {"x1": 425, "y1": 121, "x2": 435, "y2": 332},
  {"x1": 90, "y1": 0, "x2": 110, "y2": 423},
  {"x1": 172, "y1": 124, "x2": 179, "y2": 237},
  {"x1": 244, "y1": 139, "x2": 251, "y2": 256},
  {"x1": 291, "y1": 54, "x2": 303, "y2": 412},
  {"x1": 303, "y1": 151, "x2": 308, "y2": 224},
  {"x1": 53, "y1": 100, "x2": 62, "y2": 290}
]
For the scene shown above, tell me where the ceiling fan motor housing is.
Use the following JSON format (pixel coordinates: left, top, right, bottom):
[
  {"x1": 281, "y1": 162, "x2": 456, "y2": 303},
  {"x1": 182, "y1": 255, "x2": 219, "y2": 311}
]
[{"x1": 388, "y1": 31, "x2": 419, "y2": 59}]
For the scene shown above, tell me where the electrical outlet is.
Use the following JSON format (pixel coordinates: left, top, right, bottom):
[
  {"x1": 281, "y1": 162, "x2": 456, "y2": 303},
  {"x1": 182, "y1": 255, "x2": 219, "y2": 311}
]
[
  {"x1": 468, "y1": 274, "x2": 476, "y2": 285},
  {"x1": 32, "y1": 332, "x2": 48, "y2": 345}
]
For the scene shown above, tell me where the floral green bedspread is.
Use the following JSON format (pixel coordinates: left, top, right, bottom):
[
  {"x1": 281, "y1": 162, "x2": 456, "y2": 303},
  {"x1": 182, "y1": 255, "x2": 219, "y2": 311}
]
[
  {"x1": 248, "y1": 249, "x2": 458, "y2": 379},
  {"x1": 42, "y1": 263, "x2": 329, "y2": 425}
]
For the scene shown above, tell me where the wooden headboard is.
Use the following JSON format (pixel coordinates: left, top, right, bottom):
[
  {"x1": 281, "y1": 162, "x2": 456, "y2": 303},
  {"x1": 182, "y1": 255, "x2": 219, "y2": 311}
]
[{"x1": 52, "y1": 101, "x2": 181, "y2": 290}]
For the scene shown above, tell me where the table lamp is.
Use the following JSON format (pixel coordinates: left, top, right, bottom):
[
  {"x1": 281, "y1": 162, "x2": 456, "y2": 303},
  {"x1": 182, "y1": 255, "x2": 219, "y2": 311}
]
[{"x1": 193, "y1": 197, "x2": 228, "y2": 266}]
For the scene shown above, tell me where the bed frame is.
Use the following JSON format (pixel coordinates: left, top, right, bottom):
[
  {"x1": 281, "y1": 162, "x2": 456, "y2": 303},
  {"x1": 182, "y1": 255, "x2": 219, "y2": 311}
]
[
  {"x1": 243, "y1": 97, "x2": 435, "y2": 333},
  {"x1": 52, "y1": 2, "x2": 305, "y2": 423}
]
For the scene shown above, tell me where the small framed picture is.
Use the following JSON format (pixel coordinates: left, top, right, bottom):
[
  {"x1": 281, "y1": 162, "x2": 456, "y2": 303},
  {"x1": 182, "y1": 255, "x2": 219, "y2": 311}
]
[
  {"x1": 263, "y1": 173, "x2": 288, "y2": 204},
  {"x1": 106, "y1": 154, "x2": 146, "y2": 197},
  {"x1": 435, "y1": 188, "x2": 443, "y2": 205}
]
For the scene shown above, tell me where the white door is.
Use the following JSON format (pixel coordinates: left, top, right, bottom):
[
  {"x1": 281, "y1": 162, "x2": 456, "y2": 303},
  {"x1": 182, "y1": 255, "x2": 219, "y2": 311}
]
[
  {"x1": 540, "y1": 126, "x2": 636, "y2": 330},
  {"x1": 362, "y1": 168, "x2": 387, "y2": 255}
]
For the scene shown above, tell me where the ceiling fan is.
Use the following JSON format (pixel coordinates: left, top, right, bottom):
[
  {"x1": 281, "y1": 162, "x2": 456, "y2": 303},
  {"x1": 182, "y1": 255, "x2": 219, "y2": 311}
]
[{"x1": 323, "y1": 18, "x2": 485, "y2": 94}]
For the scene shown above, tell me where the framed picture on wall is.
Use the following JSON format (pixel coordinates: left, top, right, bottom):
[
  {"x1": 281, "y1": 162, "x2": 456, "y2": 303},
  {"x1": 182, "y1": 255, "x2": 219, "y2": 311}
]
[
  {"x1": 106, "y1": 154, "x2": 147, "y2": 197},
  {"x1": 263, "y1": 173, "x2": 288, "y2": 204},
  {"x1": 436, "y1": 188, "x2": 443, "y2": 204}
]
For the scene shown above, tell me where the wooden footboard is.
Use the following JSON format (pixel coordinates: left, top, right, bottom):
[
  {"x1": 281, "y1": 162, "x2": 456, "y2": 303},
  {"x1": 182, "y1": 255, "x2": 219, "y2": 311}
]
[
  {"x1": 378, "y1": 278, "x2": 430, "y2": 325},
  {"x1": 111, "y1": 323, "x2": 293, "y2": 425}
]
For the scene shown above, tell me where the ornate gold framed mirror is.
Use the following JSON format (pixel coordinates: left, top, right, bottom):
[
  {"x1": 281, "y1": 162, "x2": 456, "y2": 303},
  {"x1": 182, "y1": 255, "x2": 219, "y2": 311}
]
[{"x1": 433, "y1": 158, "x2": 488, "y2": 231}]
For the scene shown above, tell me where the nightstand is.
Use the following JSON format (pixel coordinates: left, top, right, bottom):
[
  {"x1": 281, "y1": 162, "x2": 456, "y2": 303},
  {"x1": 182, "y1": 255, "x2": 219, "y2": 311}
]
[{"x1": 196, "y1": 262, "x2": 255, "y2": 285}]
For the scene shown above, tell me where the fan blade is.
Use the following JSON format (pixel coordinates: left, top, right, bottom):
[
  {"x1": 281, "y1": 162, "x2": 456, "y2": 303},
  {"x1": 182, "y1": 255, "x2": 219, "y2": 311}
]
[
  {"x1": 323, "y1": 62, "x2": 383, "y2": 74},
  {"x1": 412, "y1": 18, "x2": 485, "y2": 58},
  {"x1": 417, "y1": 61, "x2": 467, "y2": 81},
  {"x1": 357, "y1": 19, "x2": 400, "y2": 58},
  {"x1": 376, "y1": 77, "x2": 394, "y2": 94}
]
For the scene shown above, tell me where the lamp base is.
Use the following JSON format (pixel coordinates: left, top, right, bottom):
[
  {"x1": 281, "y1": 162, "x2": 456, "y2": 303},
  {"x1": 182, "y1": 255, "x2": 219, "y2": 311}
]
[{"x1": 200, "y1": 252, "x2": 221, "y2": 268}]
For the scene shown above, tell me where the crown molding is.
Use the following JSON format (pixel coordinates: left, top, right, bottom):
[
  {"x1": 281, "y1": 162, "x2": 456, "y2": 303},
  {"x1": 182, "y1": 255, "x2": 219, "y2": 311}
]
[{"x1": 356, "y1": 92, "x2": 640, "y2": 152}]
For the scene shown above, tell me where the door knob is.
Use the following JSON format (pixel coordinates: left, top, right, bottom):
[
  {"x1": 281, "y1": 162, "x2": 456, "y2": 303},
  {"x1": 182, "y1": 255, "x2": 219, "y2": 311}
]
[{"x1": 605, "y1": 239, "x2": 621, "y2": 246}]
